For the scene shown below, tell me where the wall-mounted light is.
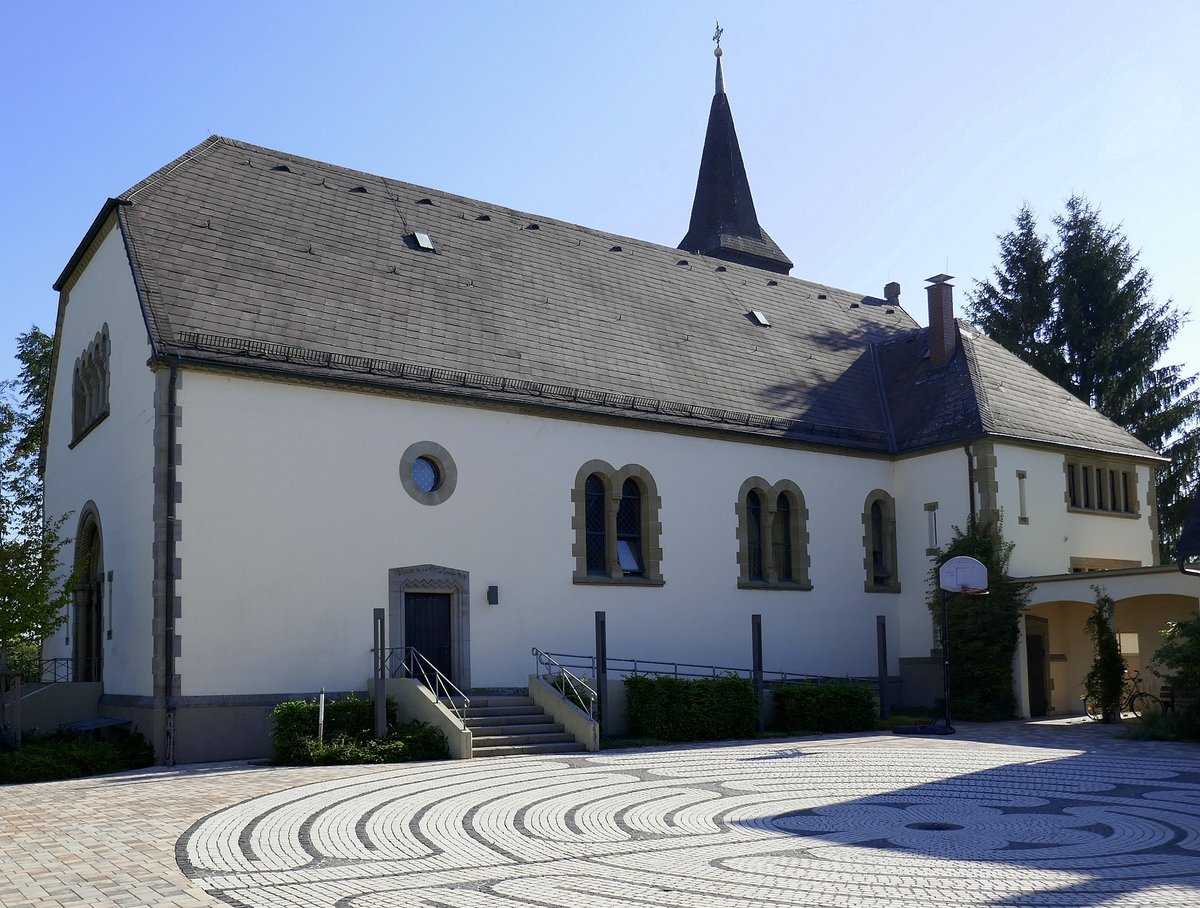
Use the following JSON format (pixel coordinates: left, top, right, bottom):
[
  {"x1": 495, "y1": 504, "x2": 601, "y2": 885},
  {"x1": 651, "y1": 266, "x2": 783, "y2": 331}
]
[{"x1": 487, "y1": 585, "x2": 499, "y2": 606}]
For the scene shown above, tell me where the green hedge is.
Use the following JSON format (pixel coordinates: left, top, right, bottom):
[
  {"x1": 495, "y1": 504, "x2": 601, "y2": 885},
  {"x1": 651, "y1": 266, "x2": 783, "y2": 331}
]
[
  {"x1": 625, "y1": 674, "x2": 758, "y2": 741},
  {"x1": 771, "y1": 683, "x2": 876, "y2": 734},
  {"x1": 269, "y1": 694, "x2": 448, "y2": 765},
  {"x1": 0, "y1": 731, "x2": 155, "y2": 784}
]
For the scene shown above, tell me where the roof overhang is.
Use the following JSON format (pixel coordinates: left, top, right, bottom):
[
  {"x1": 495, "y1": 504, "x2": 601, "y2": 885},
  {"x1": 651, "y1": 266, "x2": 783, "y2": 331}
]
[{"x1": 54, "y1": 198, "x2": 129, "y2": 291}]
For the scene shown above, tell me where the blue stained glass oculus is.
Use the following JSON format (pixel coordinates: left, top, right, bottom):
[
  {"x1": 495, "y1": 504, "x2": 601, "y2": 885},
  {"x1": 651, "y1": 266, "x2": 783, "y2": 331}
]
[{"x1": 412, "y1": 456, "x2": 441, "y2": 493}]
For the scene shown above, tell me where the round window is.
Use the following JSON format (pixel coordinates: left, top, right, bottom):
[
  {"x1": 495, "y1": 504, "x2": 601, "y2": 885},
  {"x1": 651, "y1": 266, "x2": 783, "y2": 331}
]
[
  {"x1": 400, "y1": 441, "x2": 457, "y2": 505},
  {"x1": 412, "y1": 456, "x2": 441, "y2": 493}
]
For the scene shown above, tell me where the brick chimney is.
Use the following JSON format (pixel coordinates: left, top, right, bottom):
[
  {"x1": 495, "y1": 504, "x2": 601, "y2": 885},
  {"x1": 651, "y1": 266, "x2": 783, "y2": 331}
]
[{"x1": 926, "y1": 274, "x2": 956, "y2": 367}]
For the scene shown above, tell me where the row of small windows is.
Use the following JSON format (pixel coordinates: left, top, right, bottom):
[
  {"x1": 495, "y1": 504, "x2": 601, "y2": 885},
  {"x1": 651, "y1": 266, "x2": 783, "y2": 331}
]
[
  {"x1": 572, "y1": 462, "x2": 898, "y2": 593},
  {"x1": 1066, "y1": 461, "x2": 1137, "y2": 515},
  {"x1": 71, "y1": 325, "x2": 110, "y2": 443}
]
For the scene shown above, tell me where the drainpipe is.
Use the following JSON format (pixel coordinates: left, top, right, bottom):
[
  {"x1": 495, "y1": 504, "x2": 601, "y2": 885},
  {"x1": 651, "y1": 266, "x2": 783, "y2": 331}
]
[
  {"x1": 964, "y1": 444, "x2": 977, "y2": 523},
  {"x1": 164, "y1": 356, "x2": 180, "y2": 765}
]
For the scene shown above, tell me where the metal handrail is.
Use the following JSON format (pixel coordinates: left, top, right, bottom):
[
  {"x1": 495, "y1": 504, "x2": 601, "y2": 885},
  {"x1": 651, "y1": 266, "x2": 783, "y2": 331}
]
[
  {"x1": 394, "y1": 646, "x2": 470, "y2": 726},
  {"x1": 541, "y1": 651, "x2": 876, "y2": 688},
  {"x1": 8, "y1": 657, "x2": 102, "y2": 684},
  {"x1": 531, "y1": 647, "x2": 597, "y2": 719}
]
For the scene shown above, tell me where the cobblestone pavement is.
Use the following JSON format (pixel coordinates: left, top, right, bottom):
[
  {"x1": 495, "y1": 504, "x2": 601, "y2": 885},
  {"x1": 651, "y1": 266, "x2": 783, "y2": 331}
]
[{"x1": 3, "y1": 721, "x2": 1200, "y2": 907}]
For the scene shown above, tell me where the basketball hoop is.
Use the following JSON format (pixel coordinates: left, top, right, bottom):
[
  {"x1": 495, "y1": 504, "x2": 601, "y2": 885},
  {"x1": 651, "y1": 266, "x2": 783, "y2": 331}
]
[{"x1": 895, "y1": 556, "x2": 989, "y2": 737}]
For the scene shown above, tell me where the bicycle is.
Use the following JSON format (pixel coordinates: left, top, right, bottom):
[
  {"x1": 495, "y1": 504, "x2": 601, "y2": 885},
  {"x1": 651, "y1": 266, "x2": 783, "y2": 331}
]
[{"x1": 1083, "y1": 670, "x2": 1162, "y2": 720}]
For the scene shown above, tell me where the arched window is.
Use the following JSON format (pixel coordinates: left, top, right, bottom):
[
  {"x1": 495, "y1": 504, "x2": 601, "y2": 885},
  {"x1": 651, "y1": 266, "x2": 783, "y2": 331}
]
[
  {"x1": 572, "y1": 461, "x2": 663, "y2": 585},
  {"x1": 70, "y1": 325, "x2": 111, "y2": 444},
  {"x1": 746, "y1": 490, "x2": 764, "y2": 581},
  {"x1": 616, "y1": 479, "x2": 644, "y2": 576},
  {"x1": 736, "y1": 478, "x2": 811, "y2": 589},
  {"x1": 863, "y1": 490, "x2": 900, "y2": 592},
  {"x1": 585, "y1": 474, "x2": 607, "y2": 576},
  {"x1": 773, "y1": 494, "x2": 793, "y2": 582}
]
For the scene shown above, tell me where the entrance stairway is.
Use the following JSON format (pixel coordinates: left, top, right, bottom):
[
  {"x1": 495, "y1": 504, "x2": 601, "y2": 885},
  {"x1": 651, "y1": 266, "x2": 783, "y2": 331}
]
[{"x1": 457, "y1": 695, "x2": 586, "y2": 757}]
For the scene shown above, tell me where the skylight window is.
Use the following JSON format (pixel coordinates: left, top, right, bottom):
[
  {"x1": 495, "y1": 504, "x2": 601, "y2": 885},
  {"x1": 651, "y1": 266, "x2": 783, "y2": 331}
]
[
  {"x1": 749, "y1": 310, "x2": 771, "y2": 327},
  {"x1": 413, "y1": 231, "x2": 435, "y2": 251}
]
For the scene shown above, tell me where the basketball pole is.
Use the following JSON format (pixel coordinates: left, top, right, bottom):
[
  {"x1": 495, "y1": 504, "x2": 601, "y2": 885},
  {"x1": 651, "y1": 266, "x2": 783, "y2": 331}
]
[{"x1": 940, "y1": 586, "x2": 953, "y2": 733}]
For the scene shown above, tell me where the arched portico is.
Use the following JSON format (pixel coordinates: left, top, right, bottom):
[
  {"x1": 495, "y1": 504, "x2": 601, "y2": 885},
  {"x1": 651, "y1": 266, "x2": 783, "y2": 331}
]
[{"x1": 1017, "y1": 567, "x2": 1200, "y2": 717}]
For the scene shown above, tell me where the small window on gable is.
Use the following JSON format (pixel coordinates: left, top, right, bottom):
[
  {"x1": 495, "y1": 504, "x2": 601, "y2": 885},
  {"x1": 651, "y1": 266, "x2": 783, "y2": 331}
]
[
  {"x1": 572, "y1": 461, "x2": 663, "y2": 585},
  {"x1": 70, "y1": 325, "x2": 110, "y2": 445},
  {"x1": 736, "y1": 478, "x2": 811, "y2": 590}
]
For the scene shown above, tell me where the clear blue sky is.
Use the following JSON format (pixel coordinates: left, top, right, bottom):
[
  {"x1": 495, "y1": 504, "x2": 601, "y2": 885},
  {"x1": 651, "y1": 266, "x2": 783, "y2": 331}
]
[{"x1": 3, "y1": 1, "x2": 1197, "y2": 386}]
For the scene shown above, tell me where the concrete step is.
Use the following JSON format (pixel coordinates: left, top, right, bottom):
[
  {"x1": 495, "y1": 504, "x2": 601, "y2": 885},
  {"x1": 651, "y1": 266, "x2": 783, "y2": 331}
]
[
  {"x1": 452, "y1": 696, "x2": 534, "y2": 709},
  {"x1": 472, "y1": 731, "x2": 577, "y2": 747},
  {"x1": 464, "y1": 720, "x2": 565, "y2": 735},
  {"x1": 472, "y1": 741, "x2": 587, "y2": 757},
  {"x1": 463, "y1": 705, "x2": 543, "y2": 719}
]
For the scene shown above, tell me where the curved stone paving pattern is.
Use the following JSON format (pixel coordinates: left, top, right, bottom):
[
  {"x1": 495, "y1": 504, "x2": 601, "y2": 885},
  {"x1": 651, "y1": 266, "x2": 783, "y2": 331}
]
[{"x1": 179, "y1": 738, "x2": 1200, "y2": 907}]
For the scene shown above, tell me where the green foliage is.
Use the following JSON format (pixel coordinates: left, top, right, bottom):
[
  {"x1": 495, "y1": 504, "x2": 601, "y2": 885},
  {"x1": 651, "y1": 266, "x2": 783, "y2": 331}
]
[
  {"x1": 1083, "y1": 590, "x2": 1126, "y2": 723},
  {"x1": 269, "y1": 694, "x2": 447, "y2": 765},
  {"x1": 927, "y1": 513, "x2": 1032, "y2": 721},
  {"x1": 550, "y1": 672, "x2": 594, "y2": 714},
  {"x1": 624, "y1": 674, "x2": 758, "y2": 742},
  {"x1": 967, "y1": 198, "x2": 1200, "y2": 561},
  {"x1": 1, "y1": 328, "x2": 73, "y2": 667},
  {"x1": 1123, "y1": 705, "x2": 1200, "y2": 742},
  {"x1": 1152, "y1": 614, "x2": 1200, "y2": 709},
  {"x1": 771, "y1": 683, "x2": 876, "y2": 734},
  {"x1": 0, "y1": 730, "x2": 154, "y2": 784}
]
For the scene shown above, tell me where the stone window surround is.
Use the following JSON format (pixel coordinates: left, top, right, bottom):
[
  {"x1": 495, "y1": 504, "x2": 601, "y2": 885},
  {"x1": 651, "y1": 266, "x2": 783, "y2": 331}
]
[
  {"x1": 735, "y1": 476, "x2": 812, "y2": 590},
  {"x1": 862, "y1": 489, "x2": 901, "y2": 594},
  {"x1": 571, "y1": 459, "x2": 664, "y2": 586},
  {"x1": 400, "y1": 440, "x2": 458, "y2": 506},
  {"x1": 388, "y1": 564, "x2": 471, "y2": 690},
  {"x1": 924, "y1": 501, "x2": 939, "y2": 556},
  {"x1": 1063, "y1": 456, "x2": 1138, "y2": 518}
]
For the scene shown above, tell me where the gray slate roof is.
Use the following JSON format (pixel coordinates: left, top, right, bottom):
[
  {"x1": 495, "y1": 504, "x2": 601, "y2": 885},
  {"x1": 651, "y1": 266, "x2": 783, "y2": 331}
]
[{"x1": 64, "y1": 135, "x2": 1160, "y2": 460}]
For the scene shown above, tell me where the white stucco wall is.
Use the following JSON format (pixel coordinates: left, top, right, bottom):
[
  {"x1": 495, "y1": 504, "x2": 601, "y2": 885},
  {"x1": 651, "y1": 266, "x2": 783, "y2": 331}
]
[
  {"x1": 42, "y1": 221, "x2": 158, "y2": 696},
  {"x1": 893, "y1": 448, "x2": 974, "y2": 657},
  {"x1": 991, "y1": 443, "x2": 1156, "y2": 577},
  {"x1": 174, "y1": 371, "x2": 911, "y2": 697}
]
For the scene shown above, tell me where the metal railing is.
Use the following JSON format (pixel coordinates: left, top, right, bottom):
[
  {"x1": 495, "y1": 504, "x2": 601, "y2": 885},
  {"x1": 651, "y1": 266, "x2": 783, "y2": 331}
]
[
  {"x1": 7, "y1": 657, "x2": 102, "y2": 684},
  {"x1": 380, "y1": 646, "x2": 470, "y2": 725},
  {"x1": 540, "y1": 651, "x2": 876, "y2": 688},
  {"x1": 532, "y1": 648, "x2": 597, "y2": 719}
]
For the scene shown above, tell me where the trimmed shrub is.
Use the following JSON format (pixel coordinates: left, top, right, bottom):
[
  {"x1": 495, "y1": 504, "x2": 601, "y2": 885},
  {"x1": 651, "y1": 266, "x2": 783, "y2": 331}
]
[
  {"x1": 0, "y1": 731, "x2": 154, "y2": 784},
  {"x1": 771, "y1": 683, "x2": 876, "y2": 734},
  {"x1": 269, "y1": 694, "x2": 447, "y2": 765},
  {"x1": 625, "y1": 674, "x2": 757, "y2": 741}
]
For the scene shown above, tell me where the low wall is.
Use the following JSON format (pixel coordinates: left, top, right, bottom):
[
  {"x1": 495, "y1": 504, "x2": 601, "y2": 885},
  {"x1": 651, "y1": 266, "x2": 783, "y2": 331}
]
[
  {"x1": 18, "y1": 682, "x2": 102, "y2": 734},
  {"x1": 387, "y1": 678, "x2": 472, "y2": 759},
  {"x1": 528, "y1": 675, "x2": 599, "y2": 751}
]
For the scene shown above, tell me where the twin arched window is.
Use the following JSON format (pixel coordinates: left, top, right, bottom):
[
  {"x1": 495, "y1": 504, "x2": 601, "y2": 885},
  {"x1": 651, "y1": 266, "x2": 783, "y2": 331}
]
[
  {"x1": 71, "y1": 325, "x2": 110, "y2": 443},
  {"x1": 737, "y1": 479, "x2": 812, "y2": 589},
  {"x1": 574, "y1": 462, "x2": 663, "y2": 584}
]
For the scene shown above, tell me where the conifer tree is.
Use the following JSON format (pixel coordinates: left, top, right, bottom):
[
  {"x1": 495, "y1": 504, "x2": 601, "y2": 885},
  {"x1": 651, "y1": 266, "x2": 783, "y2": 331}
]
[{"x1": 968, "y1": 197, "x2": 1200, "y2": 561}]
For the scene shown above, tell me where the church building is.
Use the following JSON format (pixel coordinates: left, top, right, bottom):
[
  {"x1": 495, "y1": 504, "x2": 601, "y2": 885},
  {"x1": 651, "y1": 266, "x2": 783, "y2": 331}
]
[{"x1": 41, "y1": 46, "x2": 1192, "y2": 762}]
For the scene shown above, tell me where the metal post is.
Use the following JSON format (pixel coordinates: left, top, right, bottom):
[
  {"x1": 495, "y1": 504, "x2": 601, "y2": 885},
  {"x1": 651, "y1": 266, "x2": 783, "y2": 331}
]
[
  {"x1": 318, "y1": 688, "x2": 326, "y2": 744},
  {"x1": 940, "y1": 589, "x2": 954, "y2": 732},
  {"x1": 595, "y1": 611, "x2": 608, "y2": 738},
  {"x1": 751, "y1": 614, "x2": 764, "y2": 732},
  {"x1": 876, "y1": 615, "x2": 889, "y2": 720},
  {"x1": 373, "y1": 608, "x2": 386, "y2": 739}
]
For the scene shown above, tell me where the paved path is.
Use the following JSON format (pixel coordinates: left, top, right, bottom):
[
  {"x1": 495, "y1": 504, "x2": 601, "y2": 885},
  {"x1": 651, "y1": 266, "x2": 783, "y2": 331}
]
[{"x1": 3, "y1": 721, "x2": 1200, "y2": 907}]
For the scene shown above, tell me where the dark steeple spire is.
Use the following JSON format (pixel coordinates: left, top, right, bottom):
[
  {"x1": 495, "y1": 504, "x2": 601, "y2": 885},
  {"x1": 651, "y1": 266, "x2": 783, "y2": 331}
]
[{"x1": 678, "y1": 28, "x2": 793, "y2": 275}]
